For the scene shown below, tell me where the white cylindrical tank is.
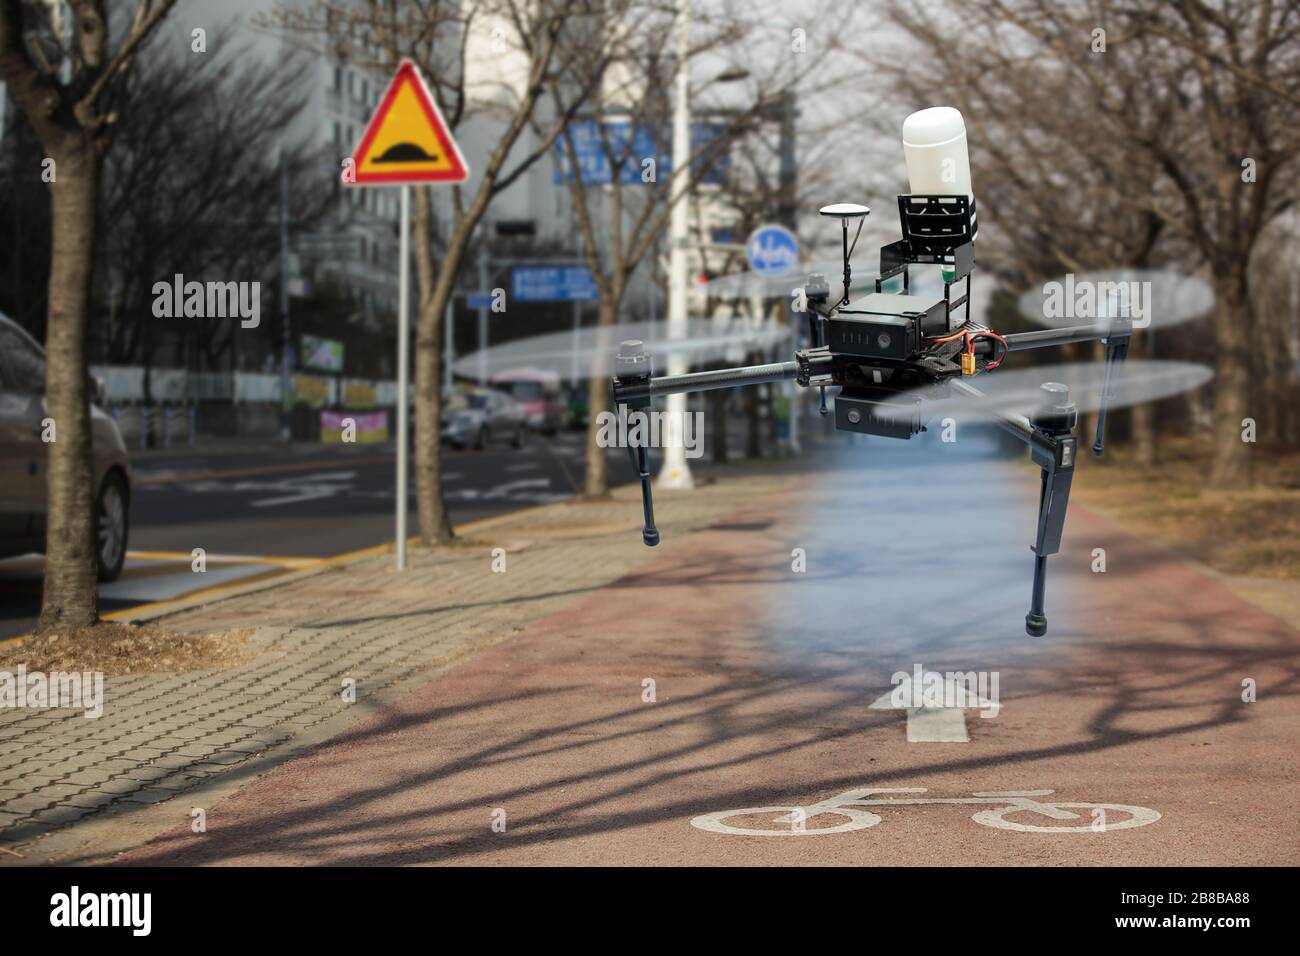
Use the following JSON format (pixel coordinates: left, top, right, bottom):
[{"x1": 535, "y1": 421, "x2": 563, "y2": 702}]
[{"x1": 902, "y1": 106, "x2": 973, "y2": 199}]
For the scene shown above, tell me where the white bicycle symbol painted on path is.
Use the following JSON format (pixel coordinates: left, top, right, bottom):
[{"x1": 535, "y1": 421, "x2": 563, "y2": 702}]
[{"x1": 690, "y1": 788, "x2": 1161, "y2": 836}]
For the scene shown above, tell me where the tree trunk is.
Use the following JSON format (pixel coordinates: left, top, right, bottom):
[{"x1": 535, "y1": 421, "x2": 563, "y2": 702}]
[
  {"x1": 583, "y1": 297, "x2": 620, "y2": 498},
  {"x1": 1131, "y1": 331, "x2": 1157, "y2": 466},
  {"x1": 1081, "y1": 339, "x2": 1103, "y2": 450},
  {"x1": 710, "y1": 372, "x2": 728, "y2": 465},
  {"x1": 38, "y1": 143, "x2": 101, "y2": 632},
  {"x1": 1209, "y1": 270, "x2": 1253, "y2": 489},
  {"x1": 412, "y1": 187, "x2": 456, "y2": 545}
]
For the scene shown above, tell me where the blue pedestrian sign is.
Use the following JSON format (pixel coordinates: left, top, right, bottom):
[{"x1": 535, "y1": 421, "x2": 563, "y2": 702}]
[
  {"x1": 745, "y1": 224, "x2": 800, "y2": 276},
  {"x1": 512, "y1": 265, "x2": 598, "y2": 302}
]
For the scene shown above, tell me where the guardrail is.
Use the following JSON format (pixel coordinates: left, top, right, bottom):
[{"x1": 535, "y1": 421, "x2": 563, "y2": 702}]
[{"x1": 90, "y1": 366, "x2": 402, "y2": 406}]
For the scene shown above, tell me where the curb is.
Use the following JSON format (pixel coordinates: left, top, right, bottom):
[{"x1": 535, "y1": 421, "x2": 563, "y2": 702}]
[{"x1": 107, "y1": 498, "x2": 590, "y2": 626}]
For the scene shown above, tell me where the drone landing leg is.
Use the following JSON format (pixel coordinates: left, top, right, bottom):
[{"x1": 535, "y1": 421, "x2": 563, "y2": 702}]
[
  {"x1": 1092, "y1": 337, "x2": 1130, "y2": 457},
  {"x1": 628, "y1": 443, "x2": 660, "y2": 547},
  {"x1": 1026, "y1": 443, "x2": 1075, "y2": 637}
]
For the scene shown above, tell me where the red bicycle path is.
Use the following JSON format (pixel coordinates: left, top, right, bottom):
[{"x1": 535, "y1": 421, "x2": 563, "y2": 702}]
[{"x1": 119, "y1": 488, "x2": 1300, "y2": 867}]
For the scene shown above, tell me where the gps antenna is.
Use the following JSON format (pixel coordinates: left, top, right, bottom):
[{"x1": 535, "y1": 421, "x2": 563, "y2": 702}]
[{"x1": 819, "y1": 203, "x2": 870, "y2": 307}]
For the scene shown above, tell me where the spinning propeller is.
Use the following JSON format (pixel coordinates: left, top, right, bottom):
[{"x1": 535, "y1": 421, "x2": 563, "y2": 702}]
[
  {"x1": 1016, "y1": 268, "x2": 1213, "y2": 333},
  {"x1": 454, "y1": 318, "x2": 789, "y2": 382},
  {"x1": 875, "y1": 359, "x2": 1214, "y2": 429}
]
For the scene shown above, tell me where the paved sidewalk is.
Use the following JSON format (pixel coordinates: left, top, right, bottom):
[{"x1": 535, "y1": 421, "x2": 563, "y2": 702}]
[{"x1": 0, "y1": 470, "x2": 801, "y2": 864}]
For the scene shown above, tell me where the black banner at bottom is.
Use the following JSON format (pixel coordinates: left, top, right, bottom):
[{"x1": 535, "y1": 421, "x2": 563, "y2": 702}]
[{"x1": 0, "y1": 865, "x2": 1277, "y2": 942}]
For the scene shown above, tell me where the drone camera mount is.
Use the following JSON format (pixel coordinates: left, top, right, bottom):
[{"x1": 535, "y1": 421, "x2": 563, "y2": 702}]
[{"x1": 834, "y1": 388, "x2": 925, "y2": 439}]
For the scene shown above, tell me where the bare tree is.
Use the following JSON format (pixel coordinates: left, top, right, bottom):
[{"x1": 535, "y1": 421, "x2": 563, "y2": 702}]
[
  {"x1": 266, "y1": 0, "x2": 608, "y2": 543},
  {"x1": 871, "y1": 0, "x2": 1300, "y2": 488},
  {"x1": 0, "y1": 0, "x2": 177, "y2": 631},
  {"x1": 548, "y1": 0, "x2": 845, "y2": 495},
  {"x1": 94, "y1": 32, "x2": 327, "y2": 388},
  {"x1": 867, "y1": 0, "x2": 1184, "y2": 462}
]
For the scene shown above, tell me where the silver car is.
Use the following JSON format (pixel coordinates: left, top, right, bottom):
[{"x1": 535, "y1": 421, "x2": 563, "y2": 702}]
[
  {"x1": 440, "y1": 388, "x2": 528, "y2": 451},
  {"x1": 0, "y1": 313, "x2": 131, "y2": 580}
]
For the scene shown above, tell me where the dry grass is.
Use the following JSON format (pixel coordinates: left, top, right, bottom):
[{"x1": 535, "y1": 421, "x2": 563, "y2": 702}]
[
  {"x1": 1072, "y1": 434, "x2": 1300, "y2": 579},
  {"x1": 0, "y1": 622, "x2": 255, "y2": 675}
]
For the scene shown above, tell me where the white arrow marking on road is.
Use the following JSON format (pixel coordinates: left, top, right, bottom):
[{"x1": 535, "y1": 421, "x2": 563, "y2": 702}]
[
  {"x1": 481, "y1": 478, "x2": 551, "y2": 499},
  {"x1": 869, "y1": 671, "x2": 998, "y2": 743},
  {"x1": 247, "y1": 471, "x2": 358, "y2": 507}
]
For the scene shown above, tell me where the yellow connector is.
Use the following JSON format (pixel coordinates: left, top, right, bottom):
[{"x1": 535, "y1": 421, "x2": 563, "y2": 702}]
[{"x1": 961, "y1": 352, "x2": 976, "y2": 376}]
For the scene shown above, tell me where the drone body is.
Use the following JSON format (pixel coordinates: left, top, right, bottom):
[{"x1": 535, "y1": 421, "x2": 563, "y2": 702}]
[{"x1": 611, "y1": 108, "x2": 1200, "y2": 637}]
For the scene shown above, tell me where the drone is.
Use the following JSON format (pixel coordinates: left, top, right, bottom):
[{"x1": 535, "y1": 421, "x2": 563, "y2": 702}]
[{"x1": 610, "y1": 107, "x2": 1209, "y2": 637}]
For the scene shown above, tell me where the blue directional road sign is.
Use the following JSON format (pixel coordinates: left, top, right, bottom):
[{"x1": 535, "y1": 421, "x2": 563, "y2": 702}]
[
  {"x1": 553, "y1": 121, "x2": 730, "y2": 187},
  {"x1": 745, "y1": 224, "x2": 800, "y2": 276},
  {"x1": 511, "y1": 265, "x2": 598, "y2": 302}
]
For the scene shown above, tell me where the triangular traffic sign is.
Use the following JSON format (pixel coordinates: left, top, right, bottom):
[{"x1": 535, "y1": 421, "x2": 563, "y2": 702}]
[{"x1": 348, "y1": 59, "x2": 469, "y2": 186}]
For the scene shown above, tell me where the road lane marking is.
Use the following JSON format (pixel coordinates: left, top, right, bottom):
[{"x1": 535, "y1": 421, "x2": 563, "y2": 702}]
[
  {"x1": 902, "y1": 707, "x2": 969, "y2": 742},
  {"x1": 134, "y1": 455, "x2": 394, "y2": 486},
  {"x1": 126, "y1": 551, "x2": 321, "y2": 568},
  {"x1": 247, "y1": 471, "x2": 358, "y2": 507}
]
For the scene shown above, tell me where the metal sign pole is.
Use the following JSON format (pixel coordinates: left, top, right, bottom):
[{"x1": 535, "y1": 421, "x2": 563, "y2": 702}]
[
  {"x1": 346, "y1": 58, "x2": 469, "y2": 573},
  {"x1": 477, "y1": 242, "x2": 489, "y2": 385},
  {"x1": 395, "y1": 184, "x2": 411, "y2": 571}
]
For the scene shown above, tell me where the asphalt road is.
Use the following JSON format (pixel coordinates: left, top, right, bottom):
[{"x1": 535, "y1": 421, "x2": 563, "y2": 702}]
[{"x1": 0, "y1": 430, "x2": 627, "y2": 639}]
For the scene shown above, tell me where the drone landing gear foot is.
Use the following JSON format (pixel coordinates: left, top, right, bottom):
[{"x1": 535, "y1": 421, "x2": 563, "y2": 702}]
[
  {"x1": 1023, "y1": 434, "x2": 1076, "y2": 638},
  {"x1": 1025, "y1": 553, "x2": 1049, "y2": 636},
  {"x1": 629, "y1": 443, "x2": 660, "y2": 547}
]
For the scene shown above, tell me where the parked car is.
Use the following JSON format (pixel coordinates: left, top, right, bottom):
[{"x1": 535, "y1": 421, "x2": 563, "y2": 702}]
[
  {"x1": 0, "y1": 312, "x2": 131, "y2": 581},
  {"x1": 441, "y1": 388, "x2": 527, "y2": 451},
  {"x1": 490, "y1": 367, "x2": 565, "y2": 434}
]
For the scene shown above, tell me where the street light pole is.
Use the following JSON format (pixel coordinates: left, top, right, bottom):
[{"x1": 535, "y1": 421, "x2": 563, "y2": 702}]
[
  {"x1": 659, "y1": 0, "x2": 694, "y2": 490},
  {"x1": 477, "y1": 238, "x2": 489, "y2": 385},
  {"x1": 779, "y1": 91, "x2": 801, "y2": 455},
  {"x1": 278, "y1": 148, "x2": 292, "y2": 441}
]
